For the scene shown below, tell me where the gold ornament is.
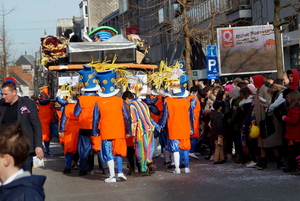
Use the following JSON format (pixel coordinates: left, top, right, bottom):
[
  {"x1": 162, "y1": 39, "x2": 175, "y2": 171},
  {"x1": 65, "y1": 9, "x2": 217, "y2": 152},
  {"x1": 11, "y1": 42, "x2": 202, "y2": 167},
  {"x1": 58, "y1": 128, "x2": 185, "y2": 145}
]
[
  {"x1": 110, "y1": 87, "x2": 114, "y2": 91},
  {"x1": 85, "y1": 82, "x2": 89, "y2": 87},
  {"x1": 101, "y1": 87, "x2": 105, "y2": 91},
  {"x1": 103, "y1": 80, "x2": 108, "y2": 84},
  {"x1": 111, "y1": 78, "x2": 116, "y2": 83},
  {"x1": 88, "y1": 74, "x2": 93, "y2": 79}
]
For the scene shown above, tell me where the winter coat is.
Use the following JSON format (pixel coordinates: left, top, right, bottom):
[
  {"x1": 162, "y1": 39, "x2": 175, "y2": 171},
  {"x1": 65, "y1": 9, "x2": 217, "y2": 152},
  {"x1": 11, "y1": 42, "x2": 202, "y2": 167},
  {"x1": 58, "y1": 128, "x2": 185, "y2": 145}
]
[
  {"x1": 284, "y1": 107, "x2": 300, "y2": 141},
  {"x1": 254, "y1": 85, "x2": 282, "y2": 148},
  {"x1": 228, "y1": 97, "x2": 242, "y2": 131},
  {"x1": 210, "y1": 110, "x2": 224, "y2": 141},
  {"x1": 0, "y1": 171, "x2": 46, "y2": 201}
]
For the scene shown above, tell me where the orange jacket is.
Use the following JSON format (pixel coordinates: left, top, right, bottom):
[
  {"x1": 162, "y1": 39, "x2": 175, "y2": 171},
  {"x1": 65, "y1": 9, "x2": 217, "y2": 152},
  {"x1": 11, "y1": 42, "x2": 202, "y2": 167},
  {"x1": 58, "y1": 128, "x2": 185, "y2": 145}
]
[
  {"x1": 187, "y1": 95, "x2": 201, "y2": 138},
  {"x1": 76, "y1": 95, "x2": 101, "y2": 129},
  {"x1": 96, "y1": 96, "x2": 126, "y2": 140},
  {"x1": 38, "y1": 102, "x2": 54, "y2": 124},
  {"x1": 62, "y1": 103, "x2": 79, "y2": 154},
  {"x1": 165, "y1": 97, "x2": 191, "y2": 140}
]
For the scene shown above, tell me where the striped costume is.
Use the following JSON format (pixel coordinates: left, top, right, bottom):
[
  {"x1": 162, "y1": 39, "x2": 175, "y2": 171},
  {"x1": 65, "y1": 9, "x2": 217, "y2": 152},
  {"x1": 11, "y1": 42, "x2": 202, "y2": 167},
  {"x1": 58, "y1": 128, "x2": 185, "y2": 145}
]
[{"x1": 128, "y1": 100, "x2": 155, "y2": 172}]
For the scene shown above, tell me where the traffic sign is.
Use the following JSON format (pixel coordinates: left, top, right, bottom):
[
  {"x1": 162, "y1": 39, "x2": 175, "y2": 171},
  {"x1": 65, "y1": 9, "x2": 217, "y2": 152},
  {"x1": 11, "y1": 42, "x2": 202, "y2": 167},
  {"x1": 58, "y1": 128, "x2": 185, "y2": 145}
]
[
  {"x1": 206, "y1": 56, "x2": 219, "y2": 79},
  {"x1": 206, "y1": 45, "x2": 217, "y2": 56}
]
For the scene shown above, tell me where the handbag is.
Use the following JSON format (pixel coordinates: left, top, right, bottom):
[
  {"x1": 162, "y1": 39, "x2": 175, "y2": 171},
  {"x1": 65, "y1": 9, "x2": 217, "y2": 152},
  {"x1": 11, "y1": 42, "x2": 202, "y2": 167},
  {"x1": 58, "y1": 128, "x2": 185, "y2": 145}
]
[{"x1": 259, "y1": 107, "x2": 275, "y2": 139}]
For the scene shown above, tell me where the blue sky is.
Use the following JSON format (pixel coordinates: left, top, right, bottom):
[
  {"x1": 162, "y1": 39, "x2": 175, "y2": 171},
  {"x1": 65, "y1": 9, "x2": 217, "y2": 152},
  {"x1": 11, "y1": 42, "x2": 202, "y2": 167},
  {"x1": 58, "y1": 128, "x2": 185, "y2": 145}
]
[{"x1": 4, "y1": 0, "x2": 81, "y2": 61}]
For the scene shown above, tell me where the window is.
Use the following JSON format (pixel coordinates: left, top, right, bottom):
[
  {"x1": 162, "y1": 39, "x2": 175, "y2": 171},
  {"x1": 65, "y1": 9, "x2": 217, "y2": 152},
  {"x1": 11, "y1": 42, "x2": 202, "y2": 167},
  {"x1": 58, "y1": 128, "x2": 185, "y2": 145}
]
[
  {"x1": 22, "y1": 65, "x2": 32, "y2": 74},
  {"x1": 158, "y1": 8, "x2": 164, "y2": 23},
  {"x1": 286, "y1": 16, "x2": 298, "y2": 32}
]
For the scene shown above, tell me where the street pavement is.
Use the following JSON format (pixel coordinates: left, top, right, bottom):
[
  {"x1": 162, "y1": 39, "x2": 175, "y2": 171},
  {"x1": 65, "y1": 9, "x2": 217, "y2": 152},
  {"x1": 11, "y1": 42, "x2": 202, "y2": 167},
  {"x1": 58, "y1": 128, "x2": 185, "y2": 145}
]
[{"x1": 34, "y1": 138, "x2": 300, "y2": 201}]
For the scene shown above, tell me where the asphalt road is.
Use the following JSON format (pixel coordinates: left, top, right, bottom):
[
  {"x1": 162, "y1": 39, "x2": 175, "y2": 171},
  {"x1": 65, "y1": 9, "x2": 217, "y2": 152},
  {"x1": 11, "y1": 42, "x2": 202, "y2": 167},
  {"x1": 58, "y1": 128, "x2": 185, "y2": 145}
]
[{"x1": 34, "y1": 138, "x2": 300, "y2": 201}]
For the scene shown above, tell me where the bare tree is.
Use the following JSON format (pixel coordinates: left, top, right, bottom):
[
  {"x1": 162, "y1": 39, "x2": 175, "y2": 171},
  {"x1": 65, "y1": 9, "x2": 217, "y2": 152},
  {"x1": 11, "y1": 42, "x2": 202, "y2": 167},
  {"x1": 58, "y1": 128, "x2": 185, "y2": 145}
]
[
  {"x1": 273, "y1": 0, "x2": 300, "y2": 78},
  {"x1": 0, "y1": 3, "x2": 15, "y2": 83},
  {"x1": 123, "y1": 0, "x2": 248, "y2": 87}
]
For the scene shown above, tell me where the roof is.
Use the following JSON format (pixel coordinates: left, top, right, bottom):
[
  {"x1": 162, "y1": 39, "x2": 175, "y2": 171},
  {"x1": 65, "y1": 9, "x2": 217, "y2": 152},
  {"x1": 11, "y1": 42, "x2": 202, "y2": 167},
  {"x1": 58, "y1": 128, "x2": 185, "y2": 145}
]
[
  {"x1": 8, "y1": 73, "x2": 29, "y2": 86},
  {"x1": 15, "y1": 55, "x2": 35, "y2": 66}
]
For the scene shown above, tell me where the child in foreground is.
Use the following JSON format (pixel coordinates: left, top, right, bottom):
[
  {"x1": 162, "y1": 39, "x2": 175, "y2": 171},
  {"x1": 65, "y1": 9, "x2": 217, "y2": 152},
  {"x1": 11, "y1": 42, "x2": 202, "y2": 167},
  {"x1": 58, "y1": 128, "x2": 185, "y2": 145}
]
[{"x1": 0, "y1": 123, "x2": 46, "y2": 200}]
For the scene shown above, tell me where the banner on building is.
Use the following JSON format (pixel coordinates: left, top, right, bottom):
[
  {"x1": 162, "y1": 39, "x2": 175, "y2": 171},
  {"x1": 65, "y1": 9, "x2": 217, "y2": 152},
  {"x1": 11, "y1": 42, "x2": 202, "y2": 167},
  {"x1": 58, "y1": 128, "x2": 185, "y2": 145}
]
[{"x1": 217, "y1": 25, "x2": 278, "y2": 75}]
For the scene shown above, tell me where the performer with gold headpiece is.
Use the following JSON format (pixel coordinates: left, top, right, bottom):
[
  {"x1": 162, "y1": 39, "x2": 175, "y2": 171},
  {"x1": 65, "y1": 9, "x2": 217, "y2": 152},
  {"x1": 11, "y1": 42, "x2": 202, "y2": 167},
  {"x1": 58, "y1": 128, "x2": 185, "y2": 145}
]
[
  {"x1": 158, "y1": 62, "x2": 195, "y2": 174},
  {"x1": 55, "y1": 83, "x2": 80, "y2": 174}
]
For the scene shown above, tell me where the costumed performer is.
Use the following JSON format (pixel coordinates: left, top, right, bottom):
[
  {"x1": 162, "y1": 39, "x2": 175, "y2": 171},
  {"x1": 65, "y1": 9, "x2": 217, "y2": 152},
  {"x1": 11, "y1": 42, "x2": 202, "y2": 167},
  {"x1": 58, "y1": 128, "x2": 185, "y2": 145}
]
[
  {"x1": 93, "y1": 69, "x2": 128, "y2": 183},
  {"x1": 38, "y1": 86, "x2": 55, "y2": 156},
  {"x1": 159, "y1": 67, "x2": 195, "y2": 174},
  {"x1": 122, "y1": 75, "x2": 160, "y2": 176},
  {"x1": 74, "y1": 66, "x2": 107, "y2": 176},
  {"x1": 56, "y1": 84, "x2": 80, "y2": 174},
  {"x1": 187, "y1": 86, "x2": 201, "y2": 159},
  {"x1": 144, "y1": 87, "x2": 164, "y2": 158}
]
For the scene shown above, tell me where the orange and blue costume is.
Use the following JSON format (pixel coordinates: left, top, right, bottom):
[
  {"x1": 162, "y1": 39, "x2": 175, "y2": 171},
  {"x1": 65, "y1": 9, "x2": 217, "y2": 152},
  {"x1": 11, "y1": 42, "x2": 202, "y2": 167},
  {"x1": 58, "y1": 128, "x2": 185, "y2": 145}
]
[
  {"x1": 187, "y1": 94, "x2": 201, "y2": 155},
  {"x1": 158, "y1": 71, "x2": 195, "y2": 174},
  {"x1": 38, "y1": 94, "x2": 55, "y2": 154},
  {"x1": 56, "y1": 97, "x2": 79, "y2": 171},
  {"x1": 93, "y1": 69, "x2": 128, "y2": 182},
  {"x1": 74, "y1": 93, "x2": 103, "y2": 175}
]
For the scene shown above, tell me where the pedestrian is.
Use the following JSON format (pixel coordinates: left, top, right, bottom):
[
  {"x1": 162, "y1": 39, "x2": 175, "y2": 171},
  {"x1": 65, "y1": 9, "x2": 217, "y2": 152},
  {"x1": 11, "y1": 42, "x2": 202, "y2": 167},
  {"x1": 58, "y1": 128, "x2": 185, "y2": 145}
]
[
  {"x1": 0, "y1": 123, "x2": 46, "y2": 200},
  {"x1": 210, "y1": 101, "x2": 225, "y2": 164},
  {"x1": 251, "y1": 75, "x2": 283, "y2": 170},
  {"x1": 281, "y1": 91, "x2": 300, "y2": 174},
  {"x1": 287, "y1": 69, "x2": 299, "y2": 90},
  {"x1": 0, "y1": 81, "x2": 44, "y2": 174},
  {"x1": 223, "y1": 84, "x2": 234, "y2": 162},
  {"x1": 228, "y1": 87, "x2": 243, "y2": 165}
]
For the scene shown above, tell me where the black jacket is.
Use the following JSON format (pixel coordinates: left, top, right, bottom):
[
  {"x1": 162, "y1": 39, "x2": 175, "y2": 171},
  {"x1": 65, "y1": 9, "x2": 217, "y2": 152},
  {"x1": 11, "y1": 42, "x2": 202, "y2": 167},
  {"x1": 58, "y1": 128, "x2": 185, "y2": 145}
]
[
  {"x1": 0, "y1": 172, "x2": 46, "y2": 201},
  {"x1": 0, "y1": 97, "x2": 43, "y2": 153},
  {"x1": 210, "y1": 110, "x2": 224, "y2": 140}
]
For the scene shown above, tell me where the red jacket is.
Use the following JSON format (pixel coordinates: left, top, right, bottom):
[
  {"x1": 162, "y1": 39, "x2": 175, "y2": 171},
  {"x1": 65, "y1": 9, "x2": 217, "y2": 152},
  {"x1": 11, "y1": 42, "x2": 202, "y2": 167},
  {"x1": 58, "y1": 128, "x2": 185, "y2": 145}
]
[{"x1": 284, "y1": 107, "x2": 300, "y2": 140}]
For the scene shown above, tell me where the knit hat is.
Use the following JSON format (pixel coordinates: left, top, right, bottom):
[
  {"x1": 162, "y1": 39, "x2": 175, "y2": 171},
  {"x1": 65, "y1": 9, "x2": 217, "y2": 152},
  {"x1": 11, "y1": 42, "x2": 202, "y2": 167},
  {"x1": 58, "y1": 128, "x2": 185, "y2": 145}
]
[
  {"x1": 230, "y1": 87, "x2": 240, "y2": 99},
  {"x1": 247, "y1": 84, "x2": 257, "y2": 94},
  {"x1": 224, "y1": 84, "x2": 234, "y2": 92},
  {"x1": 5, "y1": 77, "x2": 17, "y2": 84},
  {"x1": 253, "y1": 75, "x2": 265, "y2": 89},
  {"x1": 233, "y1": 77, "x2": 243, "y2": 84}
]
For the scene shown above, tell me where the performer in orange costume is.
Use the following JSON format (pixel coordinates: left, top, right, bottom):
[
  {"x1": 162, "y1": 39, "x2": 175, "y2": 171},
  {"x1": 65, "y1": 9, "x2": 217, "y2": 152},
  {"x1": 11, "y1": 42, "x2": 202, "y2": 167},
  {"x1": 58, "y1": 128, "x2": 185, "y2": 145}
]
[
  {"x1": 93, "y1": 69, "x2": 127, "y2": 183},
  {"x1": 74, "y1": 66, "x2": 107, "y2": 176},
  {"x1": 38, "y1": 86, "x2": 54, "y2": 155},
  {"x1": 159, "y1": 72, "x2": 195, "y2": 174},
  {"x1": 187, "y1": 86, "x2": 201, "y2": 159},
  {"x1": 56, "y1": 91, "x2": 79, "y2": 174}
]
